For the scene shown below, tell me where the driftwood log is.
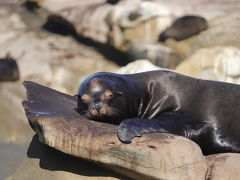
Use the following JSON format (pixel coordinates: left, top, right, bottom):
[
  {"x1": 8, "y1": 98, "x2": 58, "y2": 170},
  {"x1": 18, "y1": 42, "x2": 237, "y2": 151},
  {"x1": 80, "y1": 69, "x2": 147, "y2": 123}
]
[{"x1": 22, "y1": 81, "x2": 207, "y2": 180}]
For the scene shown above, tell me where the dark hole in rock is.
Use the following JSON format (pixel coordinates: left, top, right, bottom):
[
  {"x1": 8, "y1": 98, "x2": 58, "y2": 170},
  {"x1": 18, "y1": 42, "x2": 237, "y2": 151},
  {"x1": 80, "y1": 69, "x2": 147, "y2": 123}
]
[
  {"x1": 147, "y1": 145, "x2": 157, "y2": 149},
  {"x1": 128, "y1": 12, "x2": 141, "y2": 21},
  {"x1": 42, "y1": 15, "x2": 77, "y2": 36},
  {"x1": 21, "y1": 1, "x2": 40, "y2": 11},
  {"x1": 106, "y1": 0, "x2": 121, "y2": 5}
]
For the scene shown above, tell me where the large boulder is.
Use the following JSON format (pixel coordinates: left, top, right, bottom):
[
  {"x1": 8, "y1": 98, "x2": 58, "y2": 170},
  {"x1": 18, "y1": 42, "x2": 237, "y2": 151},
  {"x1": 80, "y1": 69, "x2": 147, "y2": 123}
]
[
  {"x1": 0, "y1": 30, "x2": 119, "y2": 94},
  {"x1": 175, "y1": 46, "x2": 240, "y2": 84},
  {"x1": 191, "y1": 12, "x2": 240, "y2": 52},
  {"x1": 8, "y1": 135, "x2": 129, "y2": 180},
  {"x1": 30, "y1": 0, "x2": 173, "y2": 50},
  {"x1": 0, "y1": 2, "x2": 118, "y2": 143},
  {"x1": 116, "y1": 59, "x2": 161, "y2": 74},
  {"x1": 153, "y1": 0, "x2": 240, "y2": 21},
  {"x1": 164, "y1": 11, "x2": 240, "y2": 60},
  {"x1": 206, "y1": 153, "x2": 240, "y2": 180}
]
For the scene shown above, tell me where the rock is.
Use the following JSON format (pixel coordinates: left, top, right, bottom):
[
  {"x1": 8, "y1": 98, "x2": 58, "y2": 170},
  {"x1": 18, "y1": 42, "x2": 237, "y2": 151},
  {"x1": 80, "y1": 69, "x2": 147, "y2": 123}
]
[
  {"x1": 165, "y1": 11, "x2": 240, "y2": 60},
  {"x1": 191, "y1": 12, "x2": 240, "y2": 51},
  {"x1": 159, "y1": 15, "x2": 208, "y2": 42},
  {"x1": 206, "y1": 153, "x2": 240, "y2": 180},
  {"x1": 0, "y1": 30, "x2": 119, "y2": 94},
  {"x1": 113, "y1": 1, "x2": 172, "y2": 50},
  {"x1": 127, "y1": 41, "x2": 181, "y2": 69},
  {"x1": 152, "y1": 0, "x2": 240, "y2": 21},
  {"x1": 29, "y1": 0, "x2": 240, "y2": 54},
  {"x1": 8, "y1": 135, "x2": 129, "y2": 180},
  {"x1": 0, "y1": 3, "x2": 118, "y2": 143},
  {"x1": 0, "y1": 81, "x2": 33, "y2": 143},
  {"x1": 31, "y1": 0, "x2": 172, "y2": 51},
  {"x1": 175, "y1": 46, "x2": 240, "y2": 84},
  {"x1": 32, "y1": 0, "x2": 106, "y2": 12},
  {"x1": 116, "y1": 59, "x2": 161, "y2": 74},
  {"x1": 20, "y1": 81, "x2": 207, "y2": 180},
  {"x1": 0, "y1": 142, "x2": 29, "y2": 180},
  {"x1": 0, "y1": 1, "x2": 119, "y2": 94}
]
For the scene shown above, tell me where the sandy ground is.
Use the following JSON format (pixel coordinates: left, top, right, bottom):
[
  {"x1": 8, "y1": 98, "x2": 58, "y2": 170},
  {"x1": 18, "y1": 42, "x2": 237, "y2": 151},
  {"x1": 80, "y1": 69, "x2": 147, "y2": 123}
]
[{"x1": 0, "y1": 143, "x2": 29, "y2": 180}]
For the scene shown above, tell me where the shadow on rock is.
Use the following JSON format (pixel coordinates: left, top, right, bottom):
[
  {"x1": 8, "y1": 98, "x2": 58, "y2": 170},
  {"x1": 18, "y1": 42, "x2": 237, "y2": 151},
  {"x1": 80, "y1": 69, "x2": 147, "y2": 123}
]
[
  {"x1": 42, "y1": 15, "x2": 129, "y2": 66},
  {"x1": 27, "y1": 135, "x2": 132, "y2": 179}
]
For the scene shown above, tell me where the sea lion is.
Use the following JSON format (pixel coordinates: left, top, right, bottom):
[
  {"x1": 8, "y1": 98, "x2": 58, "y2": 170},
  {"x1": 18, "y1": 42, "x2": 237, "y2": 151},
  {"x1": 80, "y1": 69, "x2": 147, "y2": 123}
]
[
  {"x1": 76, "y1": 71, "x2": 240, "y2": 155},
  {"x1": 159, "y1": 15, "x2": 208, "y2": 42}
]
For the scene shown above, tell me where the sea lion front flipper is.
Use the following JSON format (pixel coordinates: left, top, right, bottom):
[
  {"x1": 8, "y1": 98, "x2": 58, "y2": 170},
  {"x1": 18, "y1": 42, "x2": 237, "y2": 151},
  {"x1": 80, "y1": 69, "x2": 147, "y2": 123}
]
[{"x1": 117, "y1": 118, "x2": 168, "y2": 143}]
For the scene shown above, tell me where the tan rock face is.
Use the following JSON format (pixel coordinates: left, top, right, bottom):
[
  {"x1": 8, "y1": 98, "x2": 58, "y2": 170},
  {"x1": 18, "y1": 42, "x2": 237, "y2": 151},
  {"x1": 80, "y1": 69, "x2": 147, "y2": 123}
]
[
  {"x1": 0, "y1": 3, "x2": 118, "y2": 143},
  {"x1": 20, "y1": 81, "x2": 207, "y2": 180},
  {"x1": 206, "y1": 153, "x2": 240, "y2": 180},
  {"x1": 167, "y1": 11, "x2": 240, "y2": 60},
  {"x1": 175, "y1": 46, "x2": 240, "y2": 84},
  {"x1": 0, "y1": 82, "x2": 33, "y2": 143},
  {"x1": 32, "y1": 0, "x2": 172, "y2": 51},
  {"x1": 33, "y1": 0, "x2": 106, "y2": 12},
  {"x1": 0, "y1": 30, "x2": 118, "y2": 94},
  {"x1": 192, "y1": 12, "x2": 240, "y2": 51},
  {"x1": 9, "y1": 135, "x2": 128, "y2": 180},
  {"x1": 116, "y1": 59, "x2": 161, "y2": 74},
  {"x1": 127, "y1": 41, "x2": 181, "y2": 69}
]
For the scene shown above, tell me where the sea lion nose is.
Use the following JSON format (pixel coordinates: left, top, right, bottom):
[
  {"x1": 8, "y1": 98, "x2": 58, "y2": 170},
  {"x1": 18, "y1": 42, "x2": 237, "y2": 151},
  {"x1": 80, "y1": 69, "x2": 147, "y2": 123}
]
[{"x1": 95, "y1": 103, "x2": 101, "y2": 113}]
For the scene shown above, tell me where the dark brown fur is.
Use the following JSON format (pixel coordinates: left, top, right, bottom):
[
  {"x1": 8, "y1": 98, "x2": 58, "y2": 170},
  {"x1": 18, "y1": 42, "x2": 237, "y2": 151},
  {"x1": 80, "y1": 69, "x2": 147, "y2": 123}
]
[{"x1": 77, "y1": 71, "x2": 240, "y2": 155}]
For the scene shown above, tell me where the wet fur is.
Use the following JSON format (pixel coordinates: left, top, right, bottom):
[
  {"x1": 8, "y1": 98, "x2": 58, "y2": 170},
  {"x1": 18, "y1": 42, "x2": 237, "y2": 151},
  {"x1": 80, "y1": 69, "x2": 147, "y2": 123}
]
[{"x1": 77, "y1": 71, "x2": 240, "y2": 155}]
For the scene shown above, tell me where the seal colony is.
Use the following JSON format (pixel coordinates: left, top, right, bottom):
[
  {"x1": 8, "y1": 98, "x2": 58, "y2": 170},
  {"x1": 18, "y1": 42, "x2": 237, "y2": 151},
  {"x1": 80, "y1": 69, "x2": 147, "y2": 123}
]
[{"x1": 76, "y1": 70, "x2": 240, "y2": 155}]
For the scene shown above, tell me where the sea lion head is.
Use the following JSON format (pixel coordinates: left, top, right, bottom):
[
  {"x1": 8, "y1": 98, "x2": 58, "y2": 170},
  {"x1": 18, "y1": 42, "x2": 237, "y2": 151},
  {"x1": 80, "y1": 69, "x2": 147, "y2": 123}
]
[{"x1": 75, "y1": 73, "x2": 127, "y2": 124}]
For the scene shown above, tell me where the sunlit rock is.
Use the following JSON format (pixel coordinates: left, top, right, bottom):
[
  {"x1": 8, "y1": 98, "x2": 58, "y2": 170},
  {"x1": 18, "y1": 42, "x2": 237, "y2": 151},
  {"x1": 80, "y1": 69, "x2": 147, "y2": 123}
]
[
  {"x1": 206, "y1": 153, "x2": 240, "y2": 180},
  {"x1": 175, "y1": 46, "x2": 240, "y2": 84},
  {"x1": 127, "y1": 41, "x2": 181, "y2": 69}
]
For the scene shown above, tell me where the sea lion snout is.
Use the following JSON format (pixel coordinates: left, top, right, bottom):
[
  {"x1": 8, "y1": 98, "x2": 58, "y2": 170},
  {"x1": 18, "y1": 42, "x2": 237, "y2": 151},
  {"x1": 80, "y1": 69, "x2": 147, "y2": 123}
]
[{"x1": 89, "y1": 102, "x2": 109, "y2": 117}]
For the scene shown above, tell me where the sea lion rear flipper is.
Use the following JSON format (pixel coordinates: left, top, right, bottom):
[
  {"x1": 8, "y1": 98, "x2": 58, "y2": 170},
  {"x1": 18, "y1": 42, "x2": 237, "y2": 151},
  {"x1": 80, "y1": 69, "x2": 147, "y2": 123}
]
[{"x1": 117, "y1": 118, "x2": 168, "y2": 143}]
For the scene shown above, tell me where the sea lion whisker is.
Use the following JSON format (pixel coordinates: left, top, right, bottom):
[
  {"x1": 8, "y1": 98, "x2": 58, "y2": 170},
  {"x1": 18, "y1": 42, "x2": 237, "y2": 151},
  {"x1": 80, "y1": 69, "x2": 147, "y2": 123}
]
[
  {"x1": 80, "y1": 110, "x2": 89, "y2": 114},
  {"x1": 107, "y1": 112, "x2": 113, "y2": 119},
  {"x1": 82, "y1": 111, "x2": 92, "y2": 119}
]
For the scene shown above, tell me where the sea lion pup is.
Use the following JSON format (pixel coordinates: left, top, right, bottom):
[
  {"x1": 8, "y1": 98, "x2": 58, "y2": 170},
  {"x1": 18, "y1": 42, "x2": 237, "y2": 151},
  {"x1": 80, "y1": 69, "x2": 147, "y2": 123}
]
[
  {"x1": 76, "y1": 71, "x2": 240, "y2": 155},
  {"x1": 0, "y1": 54, "x2": 19, "y2": 82},
  {"x1": 159, "y1": 15, "x2": 208, "y2": 42}
]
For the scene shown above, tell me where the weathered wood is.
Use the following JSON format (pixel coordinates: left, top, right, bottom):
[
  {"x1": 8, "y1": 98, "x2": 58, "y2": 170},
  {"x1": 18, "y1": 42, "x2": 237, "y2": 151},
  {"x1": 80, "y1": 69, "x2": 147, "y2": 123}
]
[{"x1": 22, "y1": 81, "x2": 207, "y2": 180}]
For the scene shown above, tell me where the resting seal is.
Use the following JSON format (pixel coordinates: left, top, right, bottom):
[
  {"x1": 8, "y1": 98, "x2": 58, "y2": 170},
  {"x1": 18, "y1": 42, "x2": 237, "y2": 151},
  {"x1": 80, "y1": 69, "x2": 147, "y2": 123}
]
[
  {"x1": 76, "y1": 71, "x2": 240, "y2": 155},
  {"x1": 159, "y1": 15, "x2": 208, "y2": 42}
]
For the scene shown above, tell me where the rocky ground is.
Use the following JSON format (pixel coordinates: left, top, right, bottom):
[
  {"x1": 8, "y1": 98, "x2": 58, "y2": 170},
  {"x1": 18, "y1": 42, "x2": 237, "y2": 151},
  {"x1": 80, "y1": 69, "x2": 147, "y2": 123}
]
[{"x1": 1, "y1": 0, "x2": 240, "y2": 179}]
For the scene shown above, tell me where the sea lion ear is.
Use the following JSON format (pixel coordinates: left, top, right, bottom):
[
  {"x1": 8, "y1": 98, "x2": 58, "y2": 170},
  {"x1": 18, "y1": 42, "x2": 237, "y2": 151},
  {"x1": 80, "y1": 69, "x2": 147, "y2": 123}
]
[{"x1": 116, "y1": 91, "x2": 123, "y2": 96}]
